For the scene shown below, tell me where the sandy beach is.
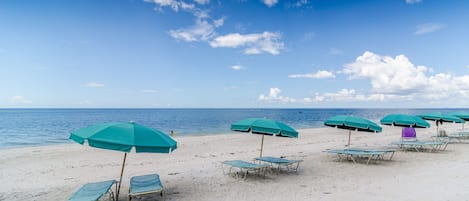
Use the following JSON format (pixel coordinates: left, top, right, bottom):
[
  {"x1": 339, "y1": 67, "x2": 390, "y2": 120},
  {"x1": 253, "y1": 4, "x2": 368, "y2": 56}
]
[{"x1": 1, "y1": 124, "x2": 469, "y2": 201}]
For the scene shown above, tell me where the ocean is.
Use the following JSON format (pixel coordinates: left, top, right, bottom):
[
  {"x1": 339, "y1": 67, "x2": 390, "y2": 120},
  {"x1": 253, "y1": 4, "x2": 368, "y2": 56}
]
[{"x1": 0, "y1": 108, "x2": 465, "y2": 148}]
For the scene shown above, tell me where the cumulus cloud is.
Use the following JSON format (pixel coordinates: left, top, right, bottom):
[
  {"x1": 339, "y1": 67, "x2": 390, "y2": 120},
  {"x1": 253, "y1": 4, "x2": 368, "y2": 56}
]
[
  {"x1": 144, "y1": 0, "x2": 195, "y2": 12},
  {"x1": 414, "y1": 23, "x2": 445, "y2": 35},
  {"x1": 262, "y1": 0, "x2": 278, "y2": 7},
  {"x1": 262, "y1": 51, "x2": 469, "y2": 105},
  {"x1": 406, "y1": 0, "x2": 422, "y2": 4},
  {"x1": 85, "y1": 82, "x2": 104, "y2": 88},
  {"x1": 231, "y1": 65, "x2": 245, "y2": 70},
  {"x1": 10, "y1": 96, "x2": 32, "y2": 104},
  {"x1": 210, "y1": 32, "x2": 284, "y2": 55},
  {"x1": 258, "y1": 88, "x2": 296, "y2": 103},
  {"x1": 342, "y1": 51, "x2": 469, "y2": 102},
  {"x1": 170, "y1": 19, "x2": 216, "y2": 42},
  {"x1": 147, "y1": 0, "x2": 284, "y2": 55},
  {"x1": 194, "y1": 0, "x2": 209, "y2": 5},
  {"x1": 288, "y1": 70, "x2": 336, "y2": 79}
]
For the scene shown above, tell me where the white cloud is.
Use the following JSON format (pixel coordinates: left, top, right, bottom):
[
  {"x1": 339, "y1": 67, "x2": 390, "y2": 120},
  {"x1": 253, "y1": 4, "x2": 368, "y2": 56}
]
[
  {"x1": 288, "y1": 70, "x2": 336, "y2": 79},
  {"x1": 329, "y1": 48, "x2": 344, "y2": 55},
  {"x1": 262, "y1": 0, "x2": 278, "y2": 7},
  {"x1": 10, "y1": 96, "x2": 32, "y2": 104},
  {"x1": 210, "y1": 32, "x2": 284, "y2": 55},
  {"x1": 406, "y1": 0, "x2": 422, "y2": 4},
  {"x1": 342, "y1": 51, "x2": 469, "y2": 102},
  {"x1": 414, "y1": 23, "x2": 445, "y2": 35},
  {"x1": 144, "y1": 0, "x2": 195, "y2": 12},
  {"x1": 267, "y1": 51, "x2": 469, "y2": 105},
  {"x1": 293, "y1": 0, "x2": 309, "y2": 7},
  {"x1": 213, "y1": 17, "x2": 225, "y2": 28},
  {"x1": 85, "y1": 82, "x2": 104, "y2": 88},
  {"x1": 258, "y1": 88, "x2": 296, "y2": 103},
  {"x1": 231, "y1": 65, "x2": 245, "y2": 70},
  {"x1": 169, "y1": 19, "x2": 216, "y2": 42},
  {"x1": 140, "y1": 89, "x2": 159, "y2": 93},
  {"x1": 148, "y1": 0, "x2": 284, "y2": 55},
  {"x1": 194, "y1": 0, "x2": 209, "y2": 5}
]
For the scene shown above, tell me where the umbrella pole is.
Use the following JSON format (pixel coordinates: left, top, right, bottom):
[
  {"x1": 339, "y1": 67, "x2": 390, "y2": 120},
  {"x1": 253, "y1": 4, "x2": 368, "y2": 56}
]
[
  {"x1": 116, "y1": 152, "x2": 127, "y2": 201},
  {"x1": 260, "y1": 134, "x2": 265, "y2": 158},
  {"x1": 347, "y1": 130, "x2": 351, "y2": 147}
]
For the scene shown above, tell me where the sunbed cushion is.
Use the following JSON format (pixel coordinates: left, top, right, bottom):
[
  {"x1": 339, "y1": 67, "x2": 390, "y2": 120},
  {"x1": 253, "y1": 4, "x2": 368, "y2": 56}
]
[
  {"x1": 129, "y1": 174, "x2": 163, "y2": 195},
  {"x1": 69, "y1": 180, "x2": 115, "y2": 201}
]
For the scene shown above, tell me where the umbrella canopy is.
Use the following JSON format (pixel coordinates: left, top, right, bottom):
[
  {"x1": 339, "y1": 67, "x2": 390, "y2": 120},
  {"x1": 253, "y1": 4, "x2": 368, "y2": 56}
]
[
  {"x1": 418, "y1": 113, "x2": 465, "y2": 123},
  {"x1": 448, "y1": 112, "x2": 469, "y2": 120},
  {"x1": 380, "y1": 114, "x2": 430, "y2": 128},
  {"x1": 419, "y1": 113, "x2": 465, "y2": 134},
  {"x1": 70, "y1": 122, "x2": 177, "y2": 200},
  {"x1": 324, "y1": 115, "x2": 382, "y2": 147},
  {"x1": 230, "y1": 118, "x2": 298, "y2": 157}
]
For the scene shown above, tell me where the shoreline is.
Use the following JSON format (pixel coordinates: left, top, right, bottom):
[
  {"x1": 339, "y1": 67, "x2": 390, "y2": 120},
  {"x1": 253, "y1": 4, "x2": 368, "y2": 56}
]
[{"x1": 2, "y1": 125, "x2": 469, "y2": 201}]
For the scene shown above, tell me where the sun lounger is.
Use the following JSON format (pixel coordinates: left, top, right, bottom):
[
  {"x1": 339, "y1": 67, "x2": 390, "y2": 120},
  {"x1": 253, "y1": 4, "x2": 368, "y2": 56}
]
[
  {"x1": 254, "y1": 156, "x2": 303, "y2": 173},
  {"x1": 346, "y1": 148, "x2": 397, "y2": 160},
  {"x1": 222, "y1": 160, "x2": 269, "y2": 179},
  {"x1": 391, "y1": 140, "x2": 448, "y2": 152},
  {"x1": 433, "y1": 131, "x2": 469, "y2": 143},
  {"x1": 69, "y1": 180, "x2": 116, "y2": 201},
  {"x1": 128, "y1": 174, "x2": 165, "y2": 201},
  {"x1": 327, "y1": 149, "x2": 389, "y2": 164}
]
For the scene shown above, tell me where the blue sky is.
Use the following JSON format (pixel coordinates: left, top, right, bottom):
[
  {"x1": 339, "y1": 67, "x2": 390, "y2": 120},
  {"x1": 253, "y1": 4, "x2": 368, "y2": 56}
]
[{"x1": 1, "y1": 0, "x2": 469, "y2": 108}]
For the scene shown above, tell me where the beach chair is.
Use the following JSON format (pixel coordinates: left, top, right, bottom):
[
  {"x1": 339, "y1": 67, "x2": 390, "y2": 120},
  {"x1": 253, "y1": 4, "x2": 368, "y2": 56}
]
[
  {"x1": 222, "y1": 160, "x2": 269, "y2": 179},
  {"x1": 254, "y1": 156, "x2": 303, "y2": 173},
  {"x1": 128, "y1": 174, "x2": 165, "y2": 201},
  {"x1": 391, "y1": 140, "x2": 448, "y2": 152},
  {"x1": 346, "y1": 148, "x2": 397, "y2": 160},
  {"x1": 402, "y1": 127, "x2": 417, "y2": 141},
  {"x1": 68, "y1": 180, "x2": 116, "y2": 201},
  {"x1": 327, "y1": 149, "x2": 388, "y2": 165}
]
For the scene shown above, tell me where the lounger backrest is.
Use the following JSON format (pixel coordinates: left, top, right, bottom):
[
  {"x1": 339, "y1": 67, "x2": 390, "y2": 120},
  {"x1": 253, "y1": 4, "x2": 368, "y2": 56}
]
[{"x1": 402, "y1": 127, "x2": 417, "y2": 141}]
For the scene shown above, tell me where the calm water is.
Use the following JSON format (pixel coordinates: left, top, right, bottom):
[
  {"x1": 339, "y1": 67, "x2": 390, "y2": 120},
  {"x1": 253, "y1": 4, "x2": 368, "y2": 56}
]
[{"x1": 0, "y1": 108, "x2": 465, "y2": 148}]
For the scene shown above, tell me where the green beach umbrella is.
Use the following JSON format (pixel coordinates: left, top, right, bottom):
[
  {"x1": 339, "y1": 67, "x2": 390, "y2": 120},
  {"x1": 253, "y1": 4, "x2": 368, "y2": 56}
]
[
  {"x1": 419, "y1": 113, "x2": 465, "y2": 133},
  {"x1": 230, "y1": 118, "x2": 298, "y2": 158},
  {"x1": 324, "y1": 115, "x2": 382, "y2": 147},
  {"x1": 380, "y1": 114, "x2": 430, "y2": 128},
  {"x1": 449, "y1": 111, "x2": 469, "y2": 120},
  {"x1": 449, "y1": 112, "x2": 469, "y2": 129},
  {"x1": 70, "y1": 122, "x2": 177, "y2": 200}
]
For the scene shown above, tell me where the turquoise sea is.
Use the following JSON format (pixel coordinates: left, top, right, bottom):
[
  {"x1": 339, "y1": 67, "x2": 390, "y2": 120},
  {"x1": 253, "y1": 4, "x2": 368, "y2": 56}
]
[{"x1": 0, "y1": 108, "x2": 466, "y2": 148}]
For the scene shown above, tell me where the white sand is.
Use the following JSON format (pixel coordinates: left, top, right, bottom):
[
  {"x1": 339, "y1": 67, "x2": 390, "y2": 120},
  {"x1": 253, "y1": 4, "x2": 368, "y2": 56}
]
[{"x1": 1, "y1": 124, "x2": 469, "y2": 201}]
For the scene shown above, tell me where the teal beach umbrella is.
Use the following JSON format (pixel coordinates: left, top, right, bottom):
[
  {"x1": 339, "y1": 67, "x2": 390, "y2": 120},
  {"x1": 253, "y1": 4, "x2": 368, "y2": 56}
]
[
  {"x1": 449, "y1": 111, "x2": 469, "y2": 120},
  {"x1": 70, "y1": 122, "x2": 177, "y2": 200},
  {"x1": 418, "y1": 113, "x2": 465, "y2": 123},
  {"x1": 380, "y1": 114, "x2": 430, "y2": 128},
  {"x1": 231, "y1": 118, "x2": 298, "y2": 158},
  {"x1": 419, "y1": 113, "x2": 465, "y2": 133},
  {"x1": 449, "y1": 112, "x2": 469, "y2": 129},
  {"x1": 324, "y1": 115, "x2": 382, "y2": 147}
]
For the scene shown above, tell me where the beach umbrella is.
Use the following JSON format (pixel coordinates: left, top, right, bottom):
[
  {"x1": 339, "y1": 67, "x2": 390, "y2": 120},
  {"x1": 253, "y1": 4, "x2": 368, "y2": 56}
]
[
  {"x1": 419, "y1": 113, "x2": 465, "y2": 133},
  {"x1": 230, "y1": 118, "x2": 298, "y2": 158},
  {"x1": 324, "y1": 115, "x2": 382, "y2": 147},
  {"x1": 449, "y1": 111, "x2": 469, "y2": 120},
  {"x1": 70, "y1": 122, "x2": 177, "y2": 200},
  {"x1": 380, "y1": 114, "x2": 430, "y2": 128}
]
